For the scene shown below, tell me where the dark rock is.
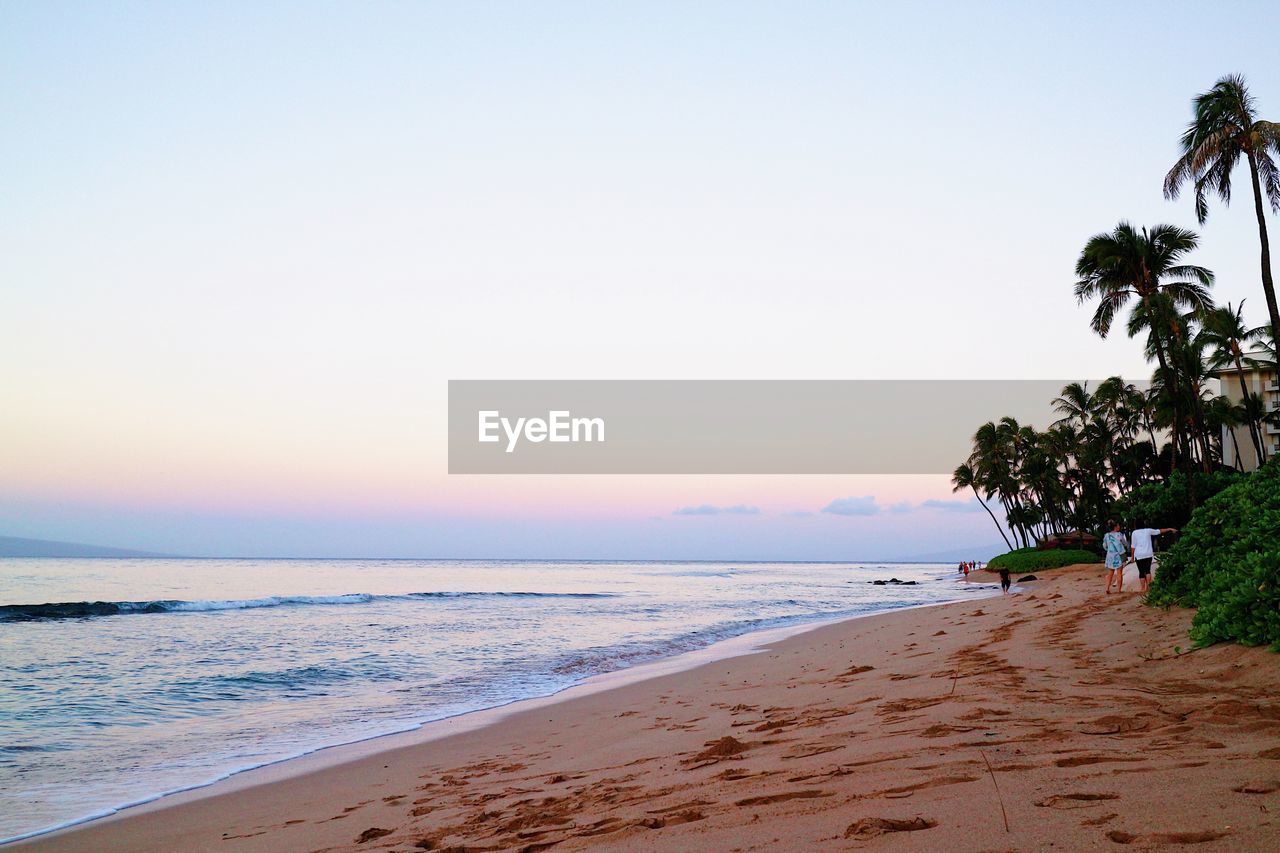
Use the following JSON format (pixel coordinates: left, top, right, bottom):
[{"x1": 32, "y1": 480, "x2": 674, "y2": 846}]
[{"x1": 1017, "y1": 574, "x2": 1038, "y2": 582}]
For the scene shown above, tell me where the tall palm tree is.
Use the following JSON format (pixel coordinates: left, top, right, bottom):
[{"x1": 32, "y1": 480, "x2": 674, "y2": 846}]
[
  {"x1": 1164, "y1": 74, "x2": 1280, "y2": 349},
  {"x1": 1199, "y1": 302, "x2": 1267, "y2": 462},
  {"x1": 1074, "y1": 222, "x2": 1215, "y2": 467},
  {"x1": 951, "y1": 462, "x2": 1013, "y2": 551},
  {"x1": 1051, "y1": 381, "x2": 1094, "y2": 431},
  {"x1": 968, "y1": 420, "x2": 1030, "y2": 548},
  {"x1": 1171, "y1": 330, "x2": 1220, "y2": 469},
  {"x1": 1203, "y1": 395, "x2": 1245, "y2": 471}
]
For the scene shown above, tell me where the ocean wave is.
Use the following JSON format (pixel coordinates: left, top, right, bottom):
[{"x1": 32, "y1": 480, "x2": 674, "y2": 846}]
[{"x1": 0, "y1": 591, "x2": 618, "y2": 622}]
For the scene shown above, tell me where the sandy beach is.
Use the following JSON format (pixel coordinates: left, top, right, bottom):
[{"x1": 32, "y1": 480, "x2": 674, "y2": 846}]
[{"x1": 20, "y1": 563, "x2": 1280, "y2": 852}]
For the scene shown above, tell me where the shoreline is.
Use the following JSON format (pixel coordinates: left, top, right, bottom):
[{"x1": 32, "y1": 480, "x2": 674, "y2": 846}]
[
  {"x1": 19, "y1": 564, "x2": 1279, "y2": 851},
  {"x1": 5, "y1": 577, "x2": 1000, "y2": 847}
]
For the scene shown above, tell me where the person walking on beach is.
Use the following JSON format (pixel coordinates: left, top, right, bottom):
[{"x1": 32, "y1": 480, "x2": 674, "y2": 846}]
[
  {"x1": 1130, "y1": 523, "x2": 1177, "y2": 594},
  {"x1": 998, "y1": 566, "x2": 1011, "y2": 594},
  {"x1": 1102, "y1": 520, "x2": 1129, "y2": 594}
]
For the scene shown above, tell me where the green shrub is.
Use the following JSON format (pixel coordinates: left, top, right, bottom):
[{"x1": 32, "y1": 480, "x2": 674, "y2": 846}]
[
  {"x1": 1147, "y1": 460, "x2": 1280, "y2": 650},
  {"x1": 1112, "y1": 469, "x2": 1243, "y2": 531},
  {"x1": 986, "y1": 548, "x2": 1101, "y2": 572}
]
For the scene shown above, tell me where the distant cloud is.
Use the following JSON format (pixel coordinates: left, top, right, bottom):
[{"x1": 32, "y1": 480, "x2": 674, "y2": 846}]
[
  {"x1": 672, "y1": 504, "x2": 760, "y2": 516},
  {"x1": 919, "y1": 498, "x2": 984, "y2": 514},
  {"x1": 821, "y1": 496, "x2": 880, "y2": 517},
  {"x1": 783, "y1": 510, "x2": 816, "y2": 518}
]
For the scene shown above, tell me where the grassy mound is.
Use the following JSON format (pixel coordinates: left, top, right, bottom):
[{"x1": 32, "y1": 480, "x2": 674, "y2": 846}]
[
  {"x1": 986, "y1": 548, "x2": 1101, "y2": 572},
  {"x1": 1147, "y1": 459, "x2": 1280, "y2": 650}
]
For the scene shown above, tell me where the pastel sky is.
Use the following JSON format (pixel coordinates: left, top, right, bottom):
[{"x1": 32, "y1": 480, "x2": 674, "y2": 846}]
[{"x1": 2, "y1": 2, "x2": 1278, "y2": 558}]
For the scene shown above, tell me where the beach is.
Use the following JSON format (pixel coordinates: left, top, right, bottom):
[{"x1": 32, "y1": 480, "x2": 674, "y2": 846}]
[{"x1": 19, "y1": 562, "x2": 1280, "y2": 852}]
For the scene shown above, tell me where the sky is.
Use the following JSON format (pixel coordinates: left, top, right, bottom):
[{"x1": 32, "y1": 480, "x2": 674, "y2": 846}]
[{"x1": 2, "y1": 1, "x2": 1278, "y2": 559}]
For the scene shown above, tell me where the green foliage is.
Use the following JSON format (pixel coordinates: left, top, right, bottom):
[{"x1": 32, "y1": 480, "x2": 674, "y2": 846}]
[
  {"x1": 1148, "y1": 461, "x2": 1280, "y2": 650},
  {"x1": 986, "y1": 548, "x2": 1101, "y2": 572},
  {"x1": 1112, "y1": 469, "x2": 1244, "y2": 530}
]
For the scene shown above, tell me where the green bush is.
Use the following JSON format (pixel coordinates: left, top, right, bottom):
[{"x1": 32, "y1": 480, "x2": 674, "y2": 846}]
[
  {"x1": 1112, "y1": 469, "x2": 1243, "y2": 531},
  {"x1": 986, "y1": 548, "x2": 1101, "y2": 572},
  {"x1": 1147, "y1": 460, "x2": 1280, "y2": 650}
]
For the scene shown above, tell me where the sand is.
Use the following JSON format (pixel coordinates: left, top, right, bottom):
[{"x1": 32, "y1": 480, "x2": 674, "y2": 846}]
[{"x1": 18, "y1": 563, "x2": 1280, "y2": 852}]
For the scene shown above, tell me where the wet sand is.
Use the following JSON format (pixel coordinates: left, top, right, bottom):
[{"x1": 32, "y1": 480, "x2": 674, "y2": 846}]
[{"x1": 20, "y1": 563, "x2": 1280, "y2": 851}]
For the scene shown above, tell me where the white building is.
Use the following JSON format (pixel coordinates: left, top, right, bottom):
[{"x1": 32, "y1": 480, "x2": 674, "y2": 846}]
[{"x1": 1212, "y1": 352, "x2": 1279, "y2": 471}]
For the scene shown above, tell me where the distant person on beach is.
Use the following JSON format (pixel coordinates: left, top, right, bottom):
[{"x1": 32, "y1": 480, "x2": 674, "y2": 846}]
[
  {"x1": 1130, "y1": 523, "x2": 1177, "y2": 593},
  {"x1": 998, "y1": 567, "x2": 1011, "y2": 594},
  {"x1": 1102, "y1": 520, "x2": 1129, "y2": 594}
]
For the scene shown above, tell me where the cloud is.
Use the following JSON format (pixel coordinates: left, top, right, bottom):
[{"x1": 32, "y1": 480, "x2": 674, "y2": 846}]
[
  {"x1": 783, "y1": 510, "x2": 816, "y2": 518},
  {"x1": 820, "y1": 496, "x2": 880, "y2": 517},
  {"x1": 672, "y1": 504, "x2": 760, "y2": 516},
  {"x1": 919, "y1": 498, "x2": 984, "y2": 514}
]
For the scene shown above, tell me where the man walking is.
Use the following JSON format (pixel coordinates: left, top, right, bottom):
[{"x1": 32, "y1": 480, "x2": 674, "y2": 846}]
[{"x1": 1130, "y1": 523, "x2": 1178, "y2": 594}]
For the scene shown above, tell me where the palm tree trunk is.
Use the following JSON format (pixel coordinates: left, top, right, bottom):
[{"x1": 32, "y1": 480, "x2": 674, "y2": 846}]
[
  {"x1": 1169, "y1": 317, "x2": 1214, "y2": 472},
  {"x1": 1191, "y1": 388, "x2": 1214, "y2": 471},
  {"x1": 1144, "y1": 301, "x2": 1182, "y2": 469},
  {"x1": 998, "y1": 496, "x2": 1020, "y2": 548},
  {"x1": 1247, "y1": 150, "x2": 1280, "y2": 352},
  {"x1": 1227, "y1": 424, "x2": 1242, "y2": 472},
  {"x1": 1235, "y1": 360, "x2": 1266, "y2": 463},
  {"x1": 972, "y1": 486, "x2": 1013, "y2": 551}
]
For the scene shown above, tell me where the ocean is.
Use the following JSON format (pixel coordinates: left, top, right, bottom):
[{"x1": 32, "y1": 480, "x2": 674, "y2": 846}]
[{"x1": 0, "y1": 558, "x2": 996, "y2": 841}]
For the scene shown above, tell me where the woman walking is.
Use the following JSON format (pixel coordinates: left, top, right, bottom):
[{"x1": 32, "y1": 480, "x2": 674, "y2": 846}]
[{"x1": 1102, "y1": 520, "x2": 1128, "y2": 594}]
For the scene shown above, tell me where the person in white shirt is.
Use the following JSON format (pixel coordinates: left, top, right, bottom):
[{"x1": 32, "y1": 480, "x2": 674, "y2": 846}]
[{"x1": 1130, "y1": 524, "x2": 1178, "y2": 593}]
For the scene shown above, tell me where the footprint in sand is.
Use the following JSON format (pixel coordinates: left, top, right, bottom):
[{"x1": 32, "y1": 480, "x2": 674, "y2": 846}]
[
  {"x1": 355, "y1": 826, "x2": 393, "y2": 843},
  {"x1": 1034, "y1": 792, "x2": 1120, "y2": 809},
  {"x1": 681, "y1": 736, "x2": 753, "y2": 769},
  {"x1": 1107, "y1": 829, "x2": 1231, "y2": 845},
  {"x1": 880, "y1": 775, "x2": 978, "y2": 796},
  {"x1": 1074, "y1": 715, "x2": 1150, "y2": 735},
  {"x1": 783, "y1": 743, "x2": 846, "y2": 760},
  {"x1": 1080, "y1": 812, "x2": 1118, "y2": 826},
  {"x1": 1054, "y1": 754, "x2": 1145, "y2": 768},
  {"x1": 843, "y1": 816, "x2": 937, "y2": 839},
  {"x1": 735, "y1": 789, "x2": 832, "y2": 806}
]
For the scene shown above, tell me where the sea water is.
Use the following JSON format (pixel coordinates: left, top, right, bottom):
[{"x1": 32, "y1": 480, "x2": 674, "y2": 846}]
[{"x1": 0, "y1": 558, "x2": 995, "y2": 841}]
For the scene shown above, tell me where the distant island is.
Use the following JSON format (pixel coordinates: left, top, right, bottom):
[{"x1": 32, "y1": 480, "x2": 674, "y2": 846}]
[{"x1": 0, "y1": 536, "x2": 177, "y2": 558}]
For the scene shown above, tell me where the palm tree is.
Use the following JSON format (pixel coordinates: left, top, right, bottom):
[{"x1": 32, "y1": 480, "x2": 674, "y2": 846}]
[
  {"x1": 1171, "y1": 331, "x2": 1220, "y2": 469},
  {"x1": 1203, "y1": 395, "x2": 1245, "y2": 471},
  {"x1": 1199, "y1": 302, "x2": 1267, "y2": 462},
  {"x1": 1164, "y1": 75, "x2": 1280, "y2": 349},
  {"x1": 967, "y1": 420, "x2": 1032, "y2": 548},
  {"x1": 1051, "y1": 382, "x2": 1094, "y2": 431},
  {"x1": 1074, "y1": 222, "x2": 1215, "y2": 467},
  {"x1": 951, "y1": 462, "x2": 1013, "y2": 551}
]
